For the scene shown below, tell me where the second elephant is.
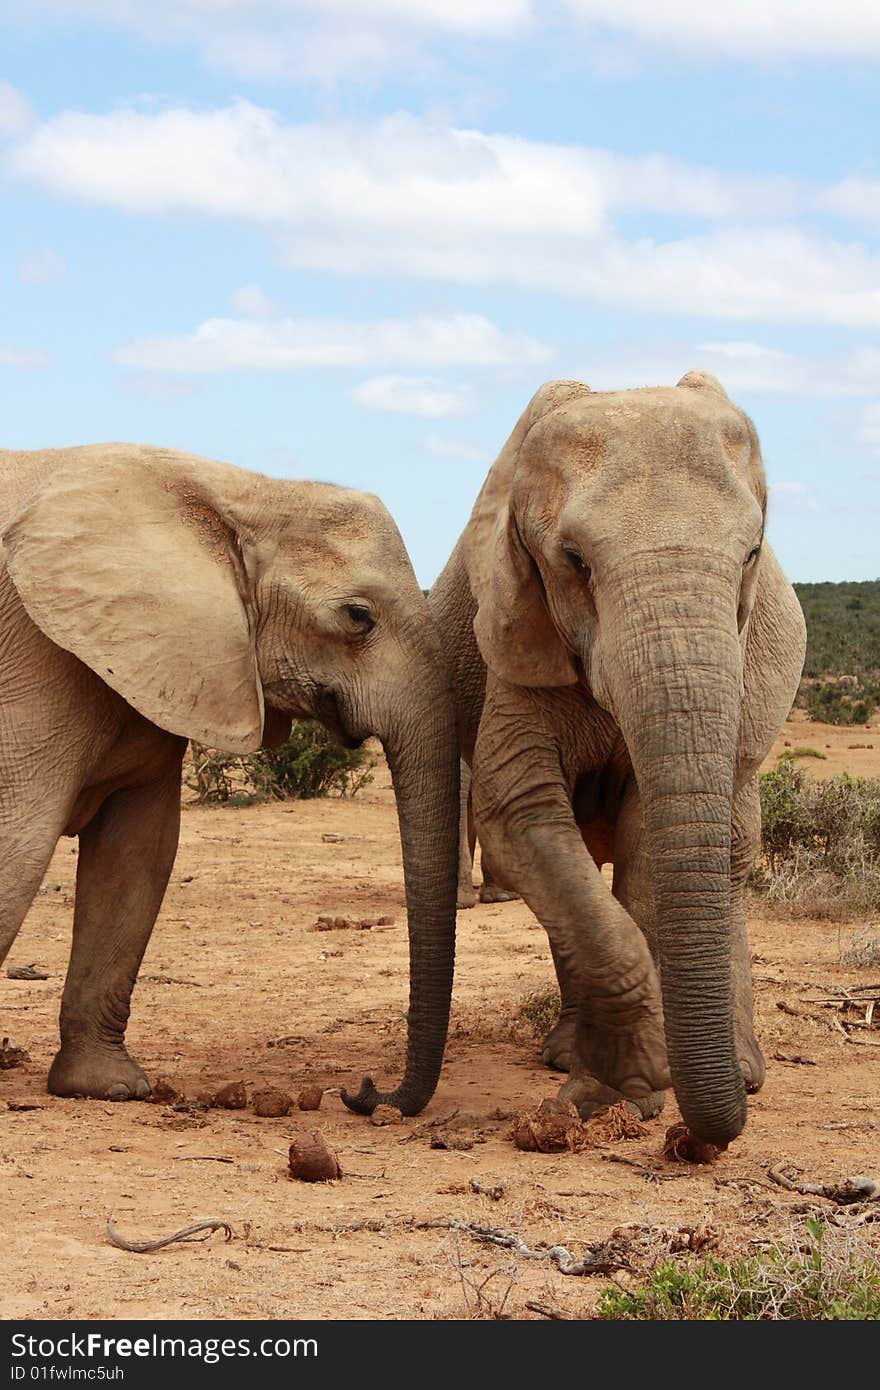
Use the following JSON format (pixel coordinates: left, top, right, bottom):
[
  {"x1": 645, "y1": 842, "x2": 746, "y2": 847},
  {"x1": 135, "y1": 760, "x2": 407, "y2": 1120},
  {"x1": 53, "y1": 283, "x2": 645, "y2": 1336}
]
[
  {"x1": 0, "y1": 443, "x2": 460, "y2": 1115},
  {"x1": 429, "y1": 373, "x2": 806, "y2": 1147}
]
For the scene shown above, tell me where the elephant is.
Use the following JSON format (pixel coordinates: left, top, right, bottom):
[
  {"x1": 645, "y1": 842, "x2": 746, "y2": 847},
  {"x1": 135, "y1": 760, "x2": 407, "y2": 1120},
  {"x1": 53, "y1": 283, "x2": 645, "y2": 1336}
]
[
  {"x1": 0, "y1": 443, "x2": 460, "y2": 1115},
  {"x1": 428, "y1": 373, "x2": 806, "y2": 1147}
]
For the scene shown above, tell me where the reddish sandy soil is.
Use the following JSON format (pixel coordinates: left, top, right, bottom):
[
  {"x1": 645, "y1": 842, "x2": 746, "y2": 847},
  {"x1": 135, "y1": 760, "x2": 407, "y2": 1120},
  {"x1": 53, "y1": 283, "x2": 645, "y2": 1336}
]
[{"x1": 1, "y1": 722, "x2": 878, "y2": 1321}]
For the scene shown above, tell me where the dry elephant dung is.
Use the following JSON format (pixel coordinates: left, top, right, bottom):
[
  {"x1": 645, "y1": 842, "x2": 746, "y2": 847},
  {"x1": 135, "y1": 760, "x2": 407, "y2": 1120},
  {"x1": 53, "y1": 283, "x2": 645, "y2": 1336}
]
[
  {"x1": 296, "y1": 1085, "x2": 324, "y2": 1112},
  {"x1": 511, "y1": 1098, "x2": 647, "y2": 1154},
  {"x1": 212, "y1": 1081, "x2": 248, "y2": 1110},
  {"x1": 288, "y1": 1131, "x2": 342, "y2": 1182},
  {"x1": 253, "y1": 1089, "x2": 292, "y2": 1117},
  {"x1": 661, "y1": 1122, "x2": 725, "y2": 1165}
]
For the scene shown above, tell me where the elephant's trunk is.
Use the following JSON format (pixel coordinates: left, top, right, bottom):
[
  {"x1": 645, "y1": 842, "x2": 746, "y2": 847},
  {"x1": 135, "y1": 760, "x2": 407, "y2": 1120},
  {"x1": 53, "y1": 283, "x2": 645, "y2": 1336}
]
[
  {"x1": 603, "y1": 555, "x2": 746, "y2": 1146},
  {"x1": 342, "y1": 656, "x2": 460, "y2": 1117}
]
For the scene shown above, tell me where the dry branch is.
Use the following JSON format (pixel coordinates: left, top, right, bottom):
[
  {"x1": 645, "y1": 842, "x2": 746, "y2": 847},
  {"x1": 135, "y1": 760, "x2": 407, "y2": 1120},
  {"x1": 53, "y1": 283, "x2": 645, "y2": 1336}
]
[
  {"x1": 768, "y1": 1163, "x2": 880, "y2": 1204},
  {"x1": 106, "y1": 1216, "x2": 234, "y2": 1252}
]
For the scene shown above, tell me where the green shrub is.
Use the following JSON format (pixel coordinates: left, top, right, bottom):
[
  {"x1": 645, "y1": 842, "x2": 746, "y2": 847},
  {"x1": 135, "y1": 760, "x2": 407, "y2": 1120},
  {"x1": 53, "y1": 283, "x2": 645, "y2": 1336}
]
[
  {"x1": 596, "y1": 1221, "x2": 880, "y2": 1320},
  {"x1": 187, "y1": 723, "x2": 374, "y2": 805},
  {"x1": 752, "y1": 765, "x2": 880, "y2": 917}
]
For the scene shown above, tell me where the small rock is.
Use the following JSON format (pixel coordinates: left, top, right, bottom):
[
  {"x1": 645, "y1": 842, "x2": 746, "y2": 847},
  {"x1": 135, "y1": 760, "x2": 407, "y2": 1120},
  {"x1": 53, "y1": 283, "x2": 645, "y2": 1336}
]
[
  {"x1": 322, "y1": 833, "x2": 364, "y2": 843},
  {"x1": 0, "y1": 1038, "x2": 30, "y2": 1070},
  {"x1": 297, "y1": 1085, "x2": 324, "y2": 1111},
  {"x1": 377, "y1": 916, "x2": 395, "y2": 926},
  {"x1": 370, "y1": 1104, "x2": 403, "y2": 1126},
  {"x1": 212, "y1": 1081, "x2": 248, "y2": 1110},
  {"x1": 288, "y1": 1131, "x2": 342, "y2": 1182},
  {"x1": 179, "y1": 874, "x2": 195, "y2": 884},
  {"x1": 6, "y1": 964, "x2": 49, "y2": 981},
  {"x1": 253, "y1": 1089, "x2": 292, "y2": 1117}
]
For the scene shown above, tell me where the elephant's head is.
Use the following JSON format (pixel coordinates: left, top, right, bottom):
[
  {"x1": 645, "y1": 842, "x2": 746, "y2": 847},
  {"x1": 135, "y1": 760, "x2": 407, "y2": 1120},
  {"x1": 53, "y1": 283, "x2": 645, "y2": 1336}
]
[
  {"x1": 465, "y1": 373, "x2": 770, "y2": 1145},
  {"x1": 2, "y1": 444, "x2": 460, "y2": 1116}
]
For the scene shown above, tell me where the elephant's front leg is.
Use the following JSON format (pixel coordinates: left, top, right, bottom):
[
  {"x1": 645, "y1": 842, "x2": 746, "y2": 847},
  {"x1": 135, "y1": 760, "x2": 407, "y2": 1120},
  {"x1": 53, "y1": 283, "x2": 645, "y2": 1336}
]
[
  {"x1": 472, "y1": 696, "x2": 669, "y2": 1109},
  {"x1": 48, "y1": 755, "x2": 185, "y2": 1100}
]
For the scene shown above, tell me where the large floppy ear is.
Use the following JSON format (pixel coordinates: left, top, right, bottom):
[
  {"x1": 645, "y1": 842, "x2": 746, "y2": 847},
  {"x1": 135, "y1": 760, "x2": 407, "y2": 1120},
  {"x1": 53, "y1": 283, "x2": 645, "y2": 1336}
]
[
  {"x1": 464, "y1": 380, "x2": 590, "y2": 688},
  {"x1": 2, "y1": 447, "x2": 264, "y2": 753}
]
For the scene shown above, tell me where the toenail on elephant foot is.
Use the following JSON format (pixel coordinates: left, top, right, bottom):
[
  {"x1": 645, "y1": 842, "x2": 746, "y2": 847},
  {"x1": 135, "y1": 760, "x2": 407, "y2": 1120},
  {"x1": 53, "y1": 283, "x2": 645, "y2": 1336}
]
[
  {"x1": 105, "y1": 1078, "x2": 152, "y2": 1101},
  {"x1": 48, "y1": 1046, "x2": 152, "y2": 1101},
  {"x1": 541, "y1": 1012, "x2": 577, "y2": 1072},
  {"x1": 559, "y1": 1074, "x2": 667, "y2": 1121},
  {"x1": 478, "y1": 885, "x2": 519, "y2": 904}
]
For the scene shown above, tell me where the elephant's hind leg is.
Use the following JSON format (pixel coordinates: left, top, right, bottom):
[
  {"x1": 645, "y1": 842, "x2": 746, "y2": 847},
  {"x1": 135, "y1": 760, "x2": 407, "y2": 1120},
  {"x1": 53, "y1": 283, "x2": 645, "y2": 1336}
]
[{"x1": 48, "y1": 756, "x2": 184, "y2": 1100}]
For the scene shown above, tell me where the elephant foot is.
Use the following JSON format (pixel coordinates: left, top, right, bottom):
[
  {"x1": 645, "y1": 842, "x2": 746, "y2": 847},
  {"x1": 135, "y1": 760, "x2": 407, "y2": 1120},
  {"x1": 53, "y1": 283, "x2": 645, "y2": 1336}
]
[
  {"x1": 478, "y1": 884, "x2": 519, "y2": 904},
  {"x1": 48, "y1": 1043, "x2": 152, "y2": 1101},
  {"x1": 541, "y1": 1009, "x2": 577, "y2": 1071},
  {"x1": 456, "y1": 881, "x2": 477, "y2": 910},
  {"x1": 559, "y1": 1072, "x2": 666, "y2": 1122},
  {"x1": 574, "y1": 1001, "x2": 670, "y2": 1100}
]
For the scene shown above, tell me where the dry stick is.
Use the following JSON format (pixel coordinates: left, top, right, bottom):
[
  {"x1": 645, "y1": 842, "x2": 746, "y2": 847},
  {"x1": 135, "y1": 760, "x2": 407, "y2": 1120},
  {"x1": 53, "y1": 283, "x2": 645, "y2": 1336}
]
[
  {"x1": 601, "y1": 1153, "x2": 683, "y2": 1182},
  {"x1": 171, "y1": 1156, "x2": 234, "y2": 1165},
  {"x1": 526, "y1": 1301, "x2": 573, "y2": 1320},
  {"x1": 768, "y1": 1163, "x2": 880, "y2": 1203},
  {"x1": 440, "y1": 1220, "x2": 627, "y2": 1276},
  {"x1": 106, "y1": 1216, "x2": 234, "y2": 1253}
]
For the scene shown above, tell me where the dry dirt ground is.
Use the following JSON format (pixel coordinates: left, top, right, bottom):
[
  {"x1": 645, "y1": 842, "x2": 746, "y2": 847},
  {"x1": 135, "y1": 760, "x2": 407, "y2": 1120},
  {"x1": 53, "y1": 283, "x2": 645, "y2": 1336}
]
[{"x1": 1, "y1": 720, "x2": 878, "y2": 1322}]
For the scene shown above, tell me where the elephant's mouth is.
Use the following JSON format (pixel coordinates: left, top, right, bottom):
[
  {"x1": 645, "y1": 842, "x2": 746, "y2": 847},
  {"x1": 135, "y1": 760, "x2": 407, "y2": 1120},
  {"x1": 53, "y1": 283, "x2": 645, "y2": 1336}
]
[{"x1": 312, "y1": 685, "x2": 364, "y2": 749}]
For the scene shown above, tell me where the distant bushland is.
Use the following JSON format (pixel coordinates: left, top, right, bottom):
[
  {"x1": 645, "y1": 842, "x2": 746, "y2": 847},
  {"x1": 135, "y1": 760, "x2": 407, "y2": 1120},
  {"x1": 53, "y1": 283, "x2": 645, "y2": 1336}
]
[{"x1": 793, "y1": 580, "x2": 880, "y2": 724}]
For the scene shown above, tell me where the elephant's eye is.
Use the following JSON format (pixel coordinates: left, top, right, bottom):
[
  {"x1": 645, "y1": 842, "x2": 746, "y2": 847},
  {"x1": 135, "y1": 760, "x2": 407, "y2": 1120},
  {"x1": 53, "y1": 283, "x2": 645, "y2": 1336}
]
[
  {"x1": 745, "y1": 544, "x2": 762, "y2": 567},
  {"x1": 563, "y1": 547, "x2": 591, "y2": 580},
  {"x1": 345, "y1": 603, "x2": 375, "y2": 633}
]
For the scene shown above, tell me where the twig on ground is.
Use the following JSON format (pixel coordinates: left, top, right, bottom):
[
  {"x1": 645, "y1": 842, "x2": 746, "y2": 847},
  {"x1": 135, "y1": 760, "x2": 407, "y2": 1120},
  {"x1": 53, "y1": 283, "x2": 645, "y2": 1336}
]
[
  {"x1": 768, "y1": 1163, "x2": 880, "y2": 1204},
  {"x1": 171, "y1": 1156, "x2": 234, "y2": 1164},
  {"x1": 106, "y1": 1216, "x2": 234, "y2": 1252},
  {"x1": 601, "y1": 1153, "x2": 684, "y2": 1182},
  {"x1": 526, "y1": 1301, "x2": 573, "y2": 1320},
  {"x1": 469, "y1": 1180, "x2": 505, "y2": 1201},
  {"x1": 440, "y1": 1220, "x2": 630, "y2": 1276}
]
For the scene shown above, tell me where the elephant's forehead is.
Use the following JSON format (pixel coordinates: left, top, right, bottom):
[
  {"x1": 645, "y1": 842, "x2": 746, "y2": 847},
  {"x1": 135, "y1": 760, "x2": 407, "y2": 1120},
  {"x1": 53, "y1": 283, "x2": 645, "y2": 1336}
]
[{"x1": 521, "y1": 388, "x2": 749, "y2": 480}]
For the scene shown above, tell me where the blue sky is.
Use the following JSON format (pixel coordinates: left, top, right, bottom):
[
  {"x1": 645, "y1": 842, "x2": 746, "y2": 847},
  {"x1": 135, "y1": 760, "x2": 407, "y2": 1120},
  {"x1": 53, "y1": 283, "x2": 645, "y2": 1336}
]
[{"x1": 1, "y1": 2, "x2": 879, "y2": 586}]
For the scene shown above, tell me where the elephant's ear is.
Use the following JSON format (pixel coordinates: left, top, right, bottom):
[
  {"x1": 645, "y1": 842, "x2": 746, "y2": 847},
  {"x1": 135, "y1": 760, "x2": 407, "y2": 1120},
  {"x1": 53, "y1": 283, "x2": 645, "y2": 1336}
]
[
  {"x1": 464, "y1": 380, "x2": 588, "y2": 688},
  {"x1": 2, "y1": 449, "x2": 264, "y2": 753}
]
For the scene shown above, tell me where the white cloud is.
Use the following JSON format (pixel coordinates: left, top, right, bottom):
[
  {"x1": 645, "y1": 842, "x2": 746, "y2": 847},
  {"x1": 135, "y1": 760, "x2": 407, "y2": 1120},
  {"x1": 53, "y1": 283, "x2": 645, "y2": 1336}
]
[
  {"x1": 18, "y1": 248, "x2": 67, "y2": 285},
  {"x1": 7, "y1": 102, "x2": 880, "y2": 325},
  {"x1": 564, "y1": 1, "x2": 880, "y2": 60},
  {"x1": 116, "y1": 312, "x2": 550, "y2": 373},
  {"x1": 23, "y1": 2, "x2": 532, "y2": 80},
  {"x1": 0, "y1": 346, "x2": 51, "y2": 368},
  {"x1": 769, "y1": 480, "x2": 822, "y2": 513},
  {"x1": 122, "y1": 372, "x2": 199, "y2": 402},
  {"x1": 581, "y1": 340, "x2": 880, "y2": 398},
  {"x1": 857, "y1": 403, "x2": 880, "y2": 457},
  {"x1": 0, "y1": 82, "x2": 32, "y2": 136},
  {"x1": 231, "y1": 283, "x2": 282, "y2": 319},
  {"x1": 352, "y1": 375, "x2": 469, "y2": 417},
  {"x1": 425, "y1": 434, "x2": 490, "y2": 463},
  {"x1": 818, "y1": 176, "x2": 880, "y2": 227}
]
